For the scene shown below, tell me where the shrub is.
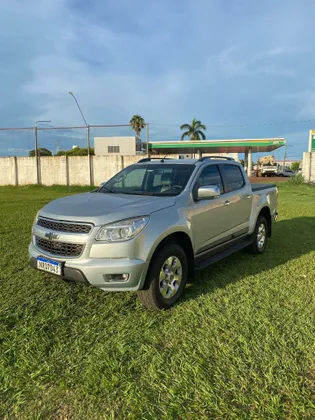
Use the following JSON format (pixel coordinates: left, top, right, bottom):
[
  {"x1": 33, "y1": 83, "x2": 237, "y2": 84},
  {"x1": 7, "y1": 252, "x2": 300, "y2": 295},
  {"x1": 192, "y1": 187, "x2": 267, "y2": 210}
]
[
  {"x1": 287, "y1": 173, "x2": 305, "y2": 185},
  {"x1": 55, "y1": 147, "x2": 95, "y2": 156},
  {"x1": 29, "y1": 148, "x2": 52, "y2": 157}
]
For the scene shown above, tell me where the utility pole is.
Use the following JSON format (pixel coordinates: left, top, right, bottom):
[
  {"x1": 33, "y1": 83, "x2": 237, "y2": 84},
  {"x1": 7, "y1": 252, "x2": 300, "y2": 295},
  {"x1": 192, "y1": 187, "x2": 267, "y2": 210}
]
[
  {"x1": 283, "y1": 144, "x2": 293, "y2": 170},
  {"x1": 35, "y1": 120, "x2": 51, "y2": 184},
  {"x1": 69, "y1": 92, "x2": 93, "y2": 185}
]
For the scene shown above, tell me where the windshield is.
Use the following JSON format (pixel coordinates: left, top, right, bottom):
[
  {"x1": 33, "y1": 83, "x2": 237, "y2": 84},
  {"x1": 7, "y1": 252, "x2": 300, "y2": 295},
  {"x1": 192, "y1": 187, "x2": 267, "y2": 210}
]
[{"x1": 98, "y1": 164, "x2": 195, "y2": 196}]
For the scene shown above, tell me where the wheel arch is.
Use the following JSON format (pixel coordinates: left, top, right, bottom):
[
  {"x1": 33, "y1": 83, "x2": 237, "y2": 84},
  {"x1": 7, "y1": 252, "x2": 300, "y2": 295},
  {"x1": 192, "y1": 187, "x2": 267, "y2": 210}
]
[
  {"x1": 258, "y1": 206, "x2": 272, "y2": 237},
  {"x1": 141, "y1": 231, "x2": 195, "y2": 289}
]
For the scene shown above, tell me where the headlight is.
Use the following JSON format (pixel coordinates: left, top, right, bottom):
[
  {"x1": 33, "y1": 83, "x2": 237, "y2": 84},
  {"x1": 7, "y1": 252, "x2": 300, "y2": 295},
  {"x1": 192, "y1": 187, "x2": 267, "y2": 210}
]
[{"x1": 95, "y1": 217, "x2": 149, "y2": 242}]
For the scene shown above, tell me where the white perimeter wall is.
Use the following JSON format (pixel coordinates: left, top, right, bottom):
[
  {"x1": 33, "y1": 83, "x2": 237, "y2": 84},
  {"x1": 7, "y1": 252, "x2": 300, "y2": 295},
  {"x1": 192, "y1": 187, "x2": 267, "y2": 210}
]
[
  {"x1": 2, "y1": 152, "x2": 306, "y2": 186},
  {"x1": 0, "y1": 155, "x2": 143, "y2": 186},
  {"x1": 302, "y1": 152, "x2": 315, "y2": 183}
]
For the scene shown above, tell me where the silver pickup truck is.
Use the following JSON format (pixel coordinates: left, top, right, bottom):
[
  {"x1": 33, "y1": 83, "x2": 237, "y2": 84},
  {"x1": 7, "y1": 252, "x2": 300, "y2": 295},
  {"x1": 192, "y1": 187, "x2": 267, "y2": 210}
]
[{"x1": 29, "y1": 156, "x2": 278, "y2": 310}]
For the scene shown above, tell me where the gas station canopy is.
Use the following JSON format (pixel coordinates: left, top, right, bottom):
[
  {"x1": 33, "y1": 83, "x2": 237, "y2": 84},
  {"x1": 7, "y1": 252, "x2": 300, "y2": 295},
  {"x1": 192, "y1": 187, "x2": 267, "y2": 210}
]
[{"x1": 148, "y1": 138, "x2": 286, "y2": 155}]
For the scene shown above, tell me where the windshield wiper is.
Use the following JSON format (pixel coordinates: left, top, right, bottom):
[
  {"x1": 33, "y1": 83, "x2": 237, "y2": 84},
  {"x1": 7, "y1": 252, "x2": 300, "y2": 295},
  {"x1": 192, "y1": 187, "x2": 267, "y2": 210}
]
[
  {"x1": 102, "y1": 186, "x2": 114, "y2": 193},
  {"x1": 122, "y1": 191, "x2": 154, "y2": 196},
  {"x1": 92, "y1": 186, "x2": 114, "y2": 194}
]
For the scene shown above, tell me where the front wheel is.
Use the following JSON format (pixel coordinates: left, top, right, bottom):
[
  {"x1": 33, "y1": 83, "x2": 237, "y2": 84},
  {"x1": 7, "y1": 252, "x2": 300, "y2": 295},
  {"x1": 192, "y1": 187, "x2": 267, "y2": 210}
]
[
  {"x1": 246, "y1": 216, "x2": 268, "y2": 254},
  {"x1": 137, "y1": 244, "x2": 188, "y2": 310}
]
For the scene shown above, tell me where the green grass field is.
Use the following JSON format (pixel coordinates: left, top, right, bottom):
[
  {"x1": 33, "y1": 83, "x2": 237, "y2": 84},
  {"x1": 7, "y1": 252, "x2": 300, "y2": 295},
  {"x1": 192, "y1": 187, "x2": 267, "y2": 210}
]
[{"x1": 0, "y1": 184, "x2": 315, "y2": 419}]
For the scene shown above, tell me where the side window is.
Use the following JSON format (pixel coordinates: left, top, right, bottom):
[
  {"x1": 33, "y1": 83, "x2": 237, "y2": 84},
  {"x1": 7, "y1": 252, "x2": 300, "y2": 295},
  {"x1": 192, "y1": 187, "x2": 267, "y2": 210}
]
[
  {"x1": 222, "y1": 164, "x2": 245, "y2": 192},
  {"x1": 196, "y1": 165, "x2": 224, "y2": 193}
]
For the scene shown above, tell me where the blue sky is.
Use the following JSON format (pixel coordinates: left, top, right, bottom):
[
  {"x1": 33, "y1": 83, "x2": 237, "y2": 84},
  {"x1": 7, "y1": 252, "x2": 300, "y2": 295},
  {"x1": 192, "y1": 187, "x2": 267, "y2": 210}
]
[{"x1": 1, "y1": 0, "x2": 315, "y2": 159}]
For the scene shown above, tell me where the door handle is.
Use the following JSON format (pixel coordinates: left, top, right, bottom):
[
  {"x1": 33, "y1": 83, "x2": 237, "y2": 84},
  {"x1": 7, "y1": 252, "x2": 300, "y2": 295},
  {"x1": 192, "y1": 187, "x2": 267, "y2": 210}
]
[{"x1": 224, "y1": 201, "x2": 230, "y2": 206}]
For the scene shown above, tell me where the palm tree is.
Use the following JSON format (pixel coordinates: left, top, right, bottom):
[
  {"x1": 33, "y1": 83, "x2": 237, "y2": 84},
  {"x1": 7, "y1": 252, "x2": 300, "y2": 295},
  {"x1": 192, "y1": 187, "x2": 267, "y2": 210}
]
[
  {"x1": 180, "y1": 118, "x2": 206, "y2": 140},
  {"x1": 130, "y1": 115, "x2": 145, "y2": 137}
]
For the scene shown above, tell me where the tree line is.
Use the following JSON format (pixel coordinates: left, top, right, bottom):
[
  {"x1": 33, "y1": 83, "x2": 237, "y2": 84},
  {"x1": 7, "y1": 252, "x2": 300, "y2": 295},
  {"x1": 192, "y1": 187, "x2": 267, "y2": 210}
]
[{"x1": 29, "y1": 147, "x2": 95, "y2": 157}]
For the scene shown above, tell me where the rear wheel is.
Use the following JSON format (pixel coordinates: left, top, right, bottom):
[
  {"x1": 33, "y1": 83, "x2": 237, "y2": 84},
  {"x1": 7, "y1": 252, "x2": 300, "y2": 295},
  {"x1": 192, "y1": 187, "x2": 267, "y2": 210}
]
[
  {"x1": 246, "y1": 216, "x2": 268, "y2": 254},
  {"x1": 137, "y1": 244, "x2": 188, "y2": 310}
]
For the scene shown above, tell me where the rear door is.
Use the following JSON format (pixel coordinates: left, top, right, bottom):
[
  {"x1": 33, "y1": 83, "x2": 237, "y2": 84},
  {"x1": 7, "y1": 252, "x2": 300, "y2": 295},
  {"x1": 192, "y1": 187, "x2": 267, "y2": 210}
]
[{"x1": 219, "y1": 163, "x2": 252, "y2": 232}]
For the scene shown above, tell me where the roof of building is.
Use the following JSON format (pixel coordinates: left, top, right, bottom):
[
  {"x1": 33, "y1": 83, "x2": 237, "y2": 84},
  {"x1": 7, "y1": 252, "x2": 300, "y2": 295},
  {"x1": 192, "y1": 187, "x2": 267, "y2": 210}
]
[{"x1": 148, "y1": 138, "x2": 285, "y2": 154}]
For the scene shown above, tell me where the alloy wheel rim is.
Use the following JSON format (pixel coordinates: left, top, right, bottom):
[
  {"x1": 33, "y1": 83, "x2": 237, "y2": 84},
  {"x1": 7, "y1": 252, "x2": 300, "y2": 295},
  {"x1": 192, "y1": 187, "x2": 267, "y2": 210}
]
[
  {"x1": 257, "y1": 223, "x2": 266, "y2": 249},
  {"x1": 159, "y1": 256, "x2": 182, "y2": 299}
]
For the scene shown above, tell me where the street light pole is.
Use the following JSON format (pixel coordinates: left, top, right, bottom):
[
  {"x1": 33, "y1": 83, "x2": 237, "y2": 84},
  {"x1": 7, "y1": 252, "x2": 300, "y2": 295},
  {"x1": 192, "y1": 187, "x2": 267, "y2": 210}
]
[
  {"x1": 35, "y1": 120, "x2": 51, "y2": 184},
  {"x1": 68, "y1": 91, "x2": 92, "y2": 185},
  {"x1": 69, "y1": 91, "x2": 90, "y2": 154},
  {"x1": 69, "y1": 92, "x2": 88, "y2": 127}
]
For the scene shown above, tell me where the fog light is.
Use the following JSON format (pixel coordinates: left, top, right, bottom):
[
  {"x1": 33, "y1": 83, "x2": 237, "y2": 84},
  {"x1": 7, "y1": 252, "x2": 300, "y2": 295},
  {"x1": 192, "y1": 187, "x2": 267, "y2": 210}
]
[{"x1": 104, "y1": 273, "x2": 129, "y2": 282}]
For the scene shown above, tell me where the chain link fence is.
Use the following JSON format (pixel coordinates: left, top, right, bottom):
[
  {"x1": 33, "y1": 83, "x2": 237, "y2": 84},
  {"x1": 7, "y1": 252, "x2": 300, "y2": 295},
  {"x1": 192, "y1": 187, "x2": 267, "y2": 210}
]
[
  {"x1": 0, "y1": 124, "x2": 149, "y2": 158},
  {"x1": 0, "y1": 124, "x2": 149, "y2": 186}
]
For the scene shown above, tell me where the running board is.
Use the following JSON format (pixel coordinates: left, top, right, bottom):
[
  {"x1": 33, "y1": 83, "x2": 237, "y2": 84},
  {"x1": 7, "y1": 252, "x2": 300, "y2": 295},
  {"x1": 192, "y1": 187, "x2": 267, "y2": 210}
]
[{"x1": 195, "y1": 239, "x2": 253, "y2": 270}]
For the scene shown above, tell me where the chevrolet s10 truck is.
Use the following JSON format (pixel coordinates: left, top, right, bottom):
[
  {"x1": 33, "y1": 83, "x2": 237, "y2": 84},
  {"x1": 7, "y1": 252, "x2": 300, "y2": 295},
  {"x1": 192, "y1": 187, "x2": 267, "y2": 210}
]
[{"x1": 29, "y1": 156, "x2": 278, "y2": 310}]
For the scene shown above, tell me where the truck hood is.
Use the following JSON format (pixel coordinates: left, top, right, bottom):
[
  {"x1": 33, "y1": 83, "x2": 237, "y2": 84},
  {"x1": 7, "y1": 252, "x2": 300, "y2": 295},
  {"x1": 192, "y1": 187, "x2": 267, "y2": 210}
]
[{"x1": 39, "y1": 192, "x2": 176, "y2": 225}]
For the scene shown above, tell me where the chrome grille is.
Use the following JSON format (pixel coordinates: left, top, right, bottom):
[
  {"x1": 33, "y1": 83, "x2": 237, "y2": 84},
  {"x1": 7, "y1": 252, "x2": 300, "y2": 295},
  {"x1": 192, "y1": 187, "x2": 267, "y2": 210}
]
[
  {"x1": 37, "y1": 217, "x2": 92, "y2": 234},
  {"x1": 35, "y1": 236, "x2": 84, "y2": 257}
]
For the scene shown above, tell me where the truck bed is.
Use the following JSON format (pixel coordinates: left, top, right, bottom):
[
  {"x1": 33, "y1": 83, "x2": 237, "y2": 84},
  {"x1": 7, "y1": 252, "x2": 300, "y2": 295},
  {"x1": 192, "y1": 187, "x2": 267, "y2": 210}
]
[{"x1": 251, "y1": 183, "x2": 276, "y2": 192}]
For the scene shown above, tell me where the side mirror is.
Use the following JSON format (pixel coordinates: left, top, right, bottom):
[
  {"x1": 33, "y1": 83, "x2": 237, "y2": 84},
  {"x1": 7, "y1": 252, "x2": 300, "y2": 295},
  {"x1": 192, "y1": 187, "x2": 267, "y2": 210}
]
[{"x1": 197, "y1": 185, "x2": 220, "y2": 200}]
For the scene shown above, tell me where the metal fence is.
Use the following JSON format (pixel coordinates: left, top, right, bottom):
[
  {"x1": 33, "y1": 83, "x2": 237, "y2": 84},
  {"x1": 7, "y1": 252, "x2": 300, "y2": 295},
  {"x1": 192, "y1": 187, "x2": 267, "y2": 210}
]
[
  {"x1": 0, "y1": 123, "x2": 149, "y2": 157},
  {"x1": 0, "y1": 124, "x2": 149, "y2": 185}
]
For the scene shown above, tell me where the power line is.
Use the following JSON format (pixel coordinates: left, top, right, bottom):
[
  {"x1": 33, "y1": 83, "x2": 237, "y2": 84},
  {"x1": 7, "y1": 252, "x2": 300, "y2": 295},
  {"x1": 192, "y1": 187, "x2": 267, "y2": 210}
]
[
  {"x1": 150, "y1": 119, "x2": 315, "y2": 128},
  {"x1": 0, "y1": 120, "x2": 313, "y2": 131},
  {"x1": 0, "y1": 123, "x2": 145, "y2": 131}
]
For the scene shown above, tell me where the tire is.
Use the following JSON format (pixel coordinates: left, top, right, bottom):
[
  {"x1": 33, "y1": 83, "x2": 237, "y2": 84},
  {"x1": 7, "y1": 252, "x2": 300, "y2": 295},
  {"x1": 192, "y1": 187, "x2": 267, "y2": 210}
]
[
  {"x1": 246, "y1": 216, "x2": 268, "y2": 254},
  {"x1": 137, "y1": 244, "x2": 188, "y2": 310}
]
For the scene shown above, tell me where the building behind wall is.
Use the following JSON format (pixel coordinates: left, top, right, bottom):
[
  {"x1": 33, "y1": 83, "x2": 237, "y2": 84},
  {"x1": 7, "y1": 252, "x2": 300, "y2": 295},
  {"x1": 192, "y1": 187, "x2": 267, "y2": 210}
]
[
  {"x1": 275, "y1": 159, "x2": 300, "y2": 168},
  {"x1": 94, "y1": 136, "x2": 143, "y2": 156}
]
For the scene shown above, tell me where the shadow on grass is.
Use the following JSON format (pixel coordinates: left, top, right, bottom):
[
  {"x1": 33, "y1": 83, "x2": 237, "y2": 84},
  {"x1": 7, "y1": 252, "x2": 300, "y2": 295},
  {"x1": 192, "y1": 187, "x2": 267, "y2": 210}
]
[{"x1": 185, "y1": 217, "x2": 315, "y2": 300}]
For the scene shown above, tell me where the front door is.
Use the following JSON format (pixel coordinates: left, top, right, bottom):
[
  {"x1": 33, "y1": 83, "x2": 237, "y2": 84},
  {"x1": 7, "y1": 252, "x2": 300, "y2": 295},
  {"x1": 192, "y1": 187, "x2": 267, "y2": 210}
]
[{"x1": 189, "y1": 164, "x2": 231, "y2": 254}]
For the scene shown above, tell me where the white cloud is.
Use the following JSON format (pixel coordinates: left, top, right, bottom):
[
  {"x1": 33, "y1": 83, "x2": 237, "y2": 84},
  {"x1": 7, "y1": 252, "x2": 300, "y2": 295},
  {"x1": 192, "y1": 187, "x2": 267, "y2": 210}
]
[{"x1": 207, "y1": 44, "x2": 304, "y2": 79}]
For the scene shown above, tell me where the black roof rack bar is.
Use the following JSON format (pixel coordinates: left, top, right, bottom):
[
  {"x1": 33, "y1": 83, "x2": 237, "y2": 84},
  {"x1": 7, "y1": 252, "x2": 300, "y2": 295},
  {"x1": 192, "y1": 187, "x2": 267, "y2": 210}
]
[
  {"x1": 198, "y1": 156, "x2": 235, "y2": 162},
  {"x1": 137, "y1": 157, "x2": 173, "y2": 163}
]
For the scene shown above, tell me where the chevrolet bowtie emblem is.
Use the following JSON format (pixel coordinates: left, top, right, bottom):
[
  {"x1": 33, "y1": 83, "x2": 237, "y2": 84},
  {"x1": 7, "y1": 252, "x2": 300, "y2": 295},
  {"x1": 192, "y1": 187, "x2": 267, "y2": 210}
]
[{"x1": 45, "y1": 232, "x2": 60, "y2": 241}]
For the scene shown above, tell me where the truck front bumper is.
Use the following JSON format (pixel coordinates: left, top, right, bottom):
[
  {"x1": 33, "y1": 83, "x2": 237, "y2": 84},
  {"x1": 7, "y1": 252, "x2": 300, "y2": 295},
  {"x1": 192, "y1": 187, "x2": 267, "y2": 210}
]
[{"x1": 29, "y1": 243, "x2": 149, "y2": 291}]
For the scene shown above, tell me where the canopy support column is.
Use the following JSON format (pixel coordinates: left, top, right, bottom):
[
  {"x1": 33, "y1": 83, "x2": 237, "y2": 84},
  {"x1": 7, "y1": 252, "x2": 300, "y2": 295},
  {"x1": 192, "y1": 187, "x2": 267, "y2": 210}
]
[
  {"x1": 244, "y1": 149, "x2": 248, "y2": 173},
  {"x1": 247, "y1": 147, "x2": 252, "y2": 177}
]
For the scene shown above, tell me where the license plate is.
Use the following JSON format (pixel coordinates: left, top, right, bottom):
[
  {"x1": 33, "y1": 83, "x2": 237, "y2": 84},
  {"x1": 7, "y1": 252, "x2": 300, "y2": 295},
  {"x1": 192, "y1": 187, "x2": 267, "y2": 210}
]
[{"x1": 37, "y1": 256, "x2": 62, "y2": 276}]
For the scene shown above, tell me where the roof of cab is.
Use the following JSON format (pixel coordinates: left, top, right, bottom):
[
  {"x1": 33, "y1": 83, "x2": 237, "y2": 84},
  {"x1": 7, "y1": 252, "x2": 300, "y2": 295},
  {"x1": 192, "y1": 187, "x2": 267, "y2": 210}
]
[
  {"x1": 136, "y1": 158, "x2": 197, "y2": 165},
  {"x1": 135, "y1": 157, "x2": 239, "y2": 165}
]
